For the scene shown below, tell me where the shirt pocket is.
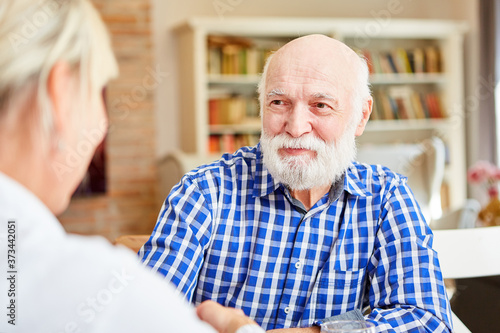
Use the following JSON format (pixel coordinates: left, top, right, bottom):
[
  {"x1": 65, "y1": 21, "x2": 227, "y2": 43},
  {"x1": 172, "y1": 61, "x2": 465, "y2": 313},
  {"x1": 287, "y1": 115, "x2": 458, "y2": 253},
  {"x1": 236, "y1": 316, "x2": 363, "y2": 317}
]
[{"x1": 313, "y1": 267, "x2": 367, "y2": 314}]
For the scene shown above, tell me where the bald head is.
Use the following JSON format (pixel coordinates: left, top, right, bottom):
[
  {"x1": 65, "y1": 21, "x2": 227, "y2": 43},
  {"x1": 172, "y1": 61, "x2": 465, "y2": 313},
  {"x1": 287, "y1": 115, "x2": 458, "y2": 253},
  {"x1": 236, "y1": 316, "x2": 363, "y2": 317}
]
[
  {"x1": 269, "y1": 34, "x2": 362, "y2": 77},
  {"x1": 258, "y1": 34, "x2": 371, "y2": 122}
]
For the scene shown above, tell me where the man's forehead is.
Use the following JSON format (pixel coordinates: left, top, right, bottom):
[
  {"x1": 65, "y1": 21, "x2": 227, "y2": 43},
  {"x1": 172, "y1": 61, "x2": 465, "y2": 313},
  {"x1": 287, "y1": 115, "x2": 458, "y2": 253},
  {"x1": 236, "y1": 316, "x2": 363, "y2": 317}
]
[
  {"x1": 268, "y1": 55, "x2": 336, "y2": 78},
  {"x1": 266, "y1": 53, "x2": 356, "y2": 91},
  {"x1": 265, "y1": 69, "x2": 347, "y2": 99}
]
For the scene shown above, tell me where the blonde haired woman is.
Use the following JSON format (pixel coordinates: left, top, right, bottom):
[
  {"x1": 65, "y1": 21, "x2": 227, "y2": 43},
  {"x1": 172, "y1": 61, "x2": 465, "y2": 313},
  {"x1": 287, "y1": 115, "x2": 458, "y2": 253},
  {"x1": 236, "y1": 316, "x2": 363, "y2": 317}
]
[{"x1": 0, "y1": 1, "x2": 262, "y2": 332}]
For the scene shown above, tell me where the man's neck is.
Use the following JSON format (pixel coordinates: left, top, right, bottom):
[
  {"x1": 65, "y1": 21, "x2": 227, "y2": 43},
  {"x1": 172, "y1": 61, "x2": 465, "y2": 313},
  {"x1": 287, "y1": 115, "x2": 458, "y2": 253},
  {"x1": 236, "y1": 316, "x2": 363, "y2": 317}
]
[{"x1": 289, "y1": 184, "x2": 331, "y2": 211}]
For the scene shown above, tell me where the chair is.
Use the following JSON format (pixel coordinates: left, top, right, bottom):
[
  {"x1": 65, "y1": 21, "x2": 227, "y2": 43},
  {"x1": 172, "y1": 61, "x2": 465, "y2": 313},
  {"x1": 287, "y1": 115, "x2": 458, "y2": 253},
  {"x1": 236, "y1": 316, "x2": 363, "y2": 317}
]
[
  {"x1": 432, "y1": 226, "x2": 500, "y2": 332},
  {"x1": 357, "y1": 137, "x2": 446, "y2": 223},
  {"x1": 114, "y1": 234, "x2": 150, "y2": 253},
  {"x1": 431, "y1": 199, "x2": 481, "y2": 230},
  {"x1": 157, "y1": 150, "x2": 221, "y2": 205}
]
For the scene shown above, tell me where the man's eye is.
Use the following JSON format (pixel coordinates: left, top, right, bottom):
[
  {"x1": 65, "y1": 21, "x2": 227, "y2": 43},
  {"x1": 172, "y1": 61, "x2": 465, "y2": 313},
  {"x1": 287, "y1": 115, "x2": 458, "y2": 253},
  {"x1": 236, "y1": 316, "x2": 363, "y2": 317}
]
[
  {"x1": 316, "y1": 102, "x2": 328, "y2": 109},
  {"x1": 271, "y1": 100, "x2": 284, "y2": 106}
]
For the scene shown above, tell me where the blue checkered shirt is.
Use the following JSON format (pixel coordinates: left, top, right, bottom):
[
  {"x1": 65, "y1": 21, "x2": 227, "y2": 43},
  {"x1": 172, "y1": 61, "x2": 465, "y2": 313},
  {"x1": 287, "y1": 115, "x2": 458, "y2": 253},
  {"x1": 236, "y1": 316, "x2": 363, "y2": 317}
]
[{"x1": 140, "y1": 144, "x2": 452, "y2": 332}]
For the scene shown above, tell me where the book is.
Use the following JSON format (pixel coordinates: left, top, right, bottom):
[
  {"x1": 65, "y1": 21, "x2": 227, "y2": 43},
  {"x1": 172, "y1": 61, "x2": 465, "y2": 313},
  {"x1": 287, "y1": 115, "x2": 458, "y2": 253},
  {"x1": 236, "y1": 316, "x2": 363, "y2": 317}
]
[
  {"x1": 208, "y1": 135, "x2": 221, "y2": 153},
  {"x1": 395, "y1": 48, "x2": 413, "y2": 73},
  {"x1": 388, "y1": 97, "x2": 399, "y2": 119},
  {"x1": 377, "y1": 90, "x2": 395, "y2": 120},
  {"x1": 222, "y1": 44, "x2": 241, "y2": 75},
  {"x1": 434, "y1": 92, "x2": 445, "y2": 117},
  {"x1": 384, "y1": 52, "x2": 399, "y2": 73},
  {"x1": 208, "y1": 95, "x2": 258, "y2": 125},
  {"x1": 222, "y1": 134, "x2": 235, "y2": 153},
  {"x1": 208, "y1": 99, "x2": 220, "y2": 125},
  {"x1": 426, "y1": 92, "x2": 444, "y2": 118},
  {"x1": 371, "y1": 51, "x2": 383, "y2": 74},
  {"x1": 207, "y1": 35, "x2": 276, "y2": 75},
  {"x1": 410, "y1": 92, "x2": 426, "y2": 119},
  {"x1": 394, "y1": 97, "x2": 409, "y2": 119},
  {"x1": 357, "y1": 46, "x2": 442, "y2": 75},
  {"x1": 425, "y1": 93, "x2": 439, "y2": 118},
  {"x1": 411, "y1": 48, "x2": 425, "y2": 73},
  {"x1": 424, "y1": 46, "x2": 441, "y2": 73},
  {"x1": 246, "y1": 48, "x2": 259, "y2": 75},
  {"x1": 245, "y1": 97, "x2": 260, "y2": 119},
  {"x1": 207, "y1": 47, "x2": 222, "y2": 74},
  {"x1": 419, "y1": 93, "x2": 430, "y2": 118},
  {"x1": 373, "y1": 87, "x2": 447, "y2": 120},
  {"x1": 387, "y1": 86, "x2": 416, "y2": 119}
]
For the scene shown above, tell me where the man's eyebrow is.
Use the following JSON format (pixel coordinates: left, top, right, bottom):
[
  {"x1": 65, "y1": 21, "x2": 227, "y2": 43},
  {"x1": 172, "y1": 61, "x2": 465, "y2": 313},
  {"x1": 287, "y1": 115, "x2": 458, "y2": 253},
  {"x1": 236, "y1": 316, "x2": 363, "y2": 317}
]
[
  {"x1": 311, "y1": 92, "x2": 336, "y2": 100},
  {"x1": 267, "y1": 89, "x2": 286, "y2": 97},
  {"x1": 312, "y1": 92, "x2": 342, "y2": 109}
]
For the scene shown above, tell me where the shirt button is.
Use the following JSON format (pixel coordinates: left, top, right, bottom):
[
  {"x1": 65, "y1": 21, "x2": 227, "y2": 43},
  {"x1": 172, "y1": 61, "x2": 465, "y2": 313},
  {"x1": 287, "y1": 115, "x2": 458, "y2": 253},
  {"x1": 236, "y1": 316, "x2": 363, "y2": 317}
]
[
  {"x1": 284, "y1": 307, "x2": 291, "y2": 314},
  {"x1": 295, "y1": 260, "x2": 302, "y2": 269}
]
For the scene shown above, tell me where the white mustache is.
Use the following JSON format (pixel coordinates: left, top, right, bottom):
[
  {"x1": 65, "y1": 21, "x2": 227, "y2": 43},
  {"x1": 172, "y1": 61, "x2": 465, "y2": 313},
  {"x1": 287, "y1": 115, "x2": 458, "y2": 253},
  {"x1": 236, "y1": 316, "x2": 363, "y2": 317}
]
[{"x1": 270, "y1": 134, "x2": 327, "y2": 152}]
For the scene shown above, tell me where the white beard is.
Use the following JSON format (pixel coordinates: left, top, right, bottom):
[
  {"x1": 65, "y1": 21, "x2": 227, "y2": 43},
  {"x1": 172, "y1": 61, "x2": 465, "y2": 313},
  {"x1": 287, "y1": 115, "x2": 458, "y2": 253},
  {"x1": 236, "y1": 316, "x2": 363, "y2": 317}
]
[{"x1": 260, "y1": 126, "x2": 357, "y2": 190}]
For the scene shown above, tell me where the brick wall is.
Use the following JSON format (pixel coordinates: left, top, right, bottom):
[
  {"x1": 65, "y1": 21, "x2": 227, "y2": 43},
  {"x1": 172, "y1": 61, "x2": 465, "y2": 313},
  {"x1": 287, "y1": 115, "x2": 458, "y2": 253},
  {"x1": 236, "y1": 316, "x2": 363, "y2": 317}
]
[{"x1": 58, "y1": 0, "x2": 160, "y2": 241}]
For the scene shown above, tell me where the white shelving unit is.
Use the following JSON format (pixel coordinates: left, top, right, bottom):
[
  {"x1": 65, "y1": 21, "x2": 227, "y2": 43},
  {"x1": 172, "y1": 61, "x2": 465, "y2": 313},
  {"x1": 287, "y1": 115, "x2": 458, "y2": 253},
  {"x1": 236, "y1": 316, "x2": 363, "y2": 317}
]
[{"x1": 174, "y1": 17, "x2": 468, "y2": 210}]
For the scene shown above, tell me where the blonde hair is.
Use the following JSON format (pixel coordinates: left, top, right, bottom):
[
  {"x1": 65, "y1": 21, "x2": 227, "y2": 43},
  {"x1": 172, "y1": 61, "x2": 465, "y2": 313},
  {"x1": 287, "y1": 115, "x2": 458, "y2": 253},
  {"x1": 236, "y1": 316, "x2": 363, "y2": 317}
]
[{"x1": 0, "y1": 0, "x2": 118, "y2": 133}]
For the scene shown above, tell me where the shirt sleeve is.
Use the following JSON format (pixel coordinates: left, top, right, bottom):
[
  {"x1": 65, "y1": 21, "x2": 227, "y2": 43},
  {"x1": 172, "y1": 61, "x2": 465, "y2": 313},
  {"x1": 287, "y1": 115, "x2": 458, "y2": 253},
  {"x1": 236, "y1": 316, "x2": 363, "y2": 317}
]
[
  {"x1": 365, "y1": 177, "x2": 453, "y2": 333},
  {"x1": 139, "y1": 174, "x2": 213, "y2": 301}
]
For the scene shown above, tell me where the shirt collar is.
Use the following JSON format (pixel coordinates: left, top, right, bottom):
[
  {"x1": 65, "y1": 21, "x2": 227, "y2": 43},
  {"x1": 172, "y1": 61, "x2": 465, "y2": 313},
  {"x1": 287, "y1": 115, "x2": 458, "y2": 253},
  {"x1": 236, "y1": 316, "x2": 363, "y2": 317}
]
[
  {"x1": 344, "y1": 163, "x2": 373, "y2": 197},
  {"x1": 253, "y1": 145, "x2": 372, "y2": 198},
  {"x1": 0, "y1": 171, "x2": 65, "y2": 235}
]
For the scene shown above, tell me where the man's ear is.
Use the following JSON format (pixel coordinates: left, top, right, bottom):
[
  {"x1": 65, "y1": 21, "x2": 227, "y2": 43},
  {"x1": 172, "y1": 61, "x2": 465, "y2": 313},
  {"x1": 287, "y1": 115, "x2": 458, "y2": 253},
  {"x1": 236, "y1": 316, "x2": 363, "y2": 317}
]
[
  {"x1": 47, "y1": 62, "x2": 74, "y2": 136},
  {"x1": 355, "y1": 96, "x2": 373, "y2": 137}
]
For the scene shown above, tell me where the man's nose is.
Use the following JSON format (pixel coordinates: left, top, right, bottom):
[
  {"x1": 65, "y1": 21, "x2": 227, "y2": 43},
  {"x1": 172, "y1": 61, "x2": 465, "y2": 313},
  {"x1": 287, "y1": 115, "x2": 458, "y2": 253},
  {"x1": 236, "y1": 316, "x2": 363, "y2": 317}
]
[{"x1": 285, "y1": 103, "x2": 313, "y2": 138}]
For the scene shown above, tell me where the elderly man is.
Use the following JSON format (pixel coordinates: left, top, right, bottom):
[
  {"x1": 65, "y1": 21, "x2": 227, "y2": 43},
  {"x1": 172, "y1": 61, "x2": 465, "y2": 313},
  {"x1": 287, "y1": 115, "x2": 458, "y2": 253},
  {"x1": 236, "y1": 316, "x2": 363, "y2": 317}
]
[{"x1": 140, "y1": 35, "x2": 452, "y2": 332}]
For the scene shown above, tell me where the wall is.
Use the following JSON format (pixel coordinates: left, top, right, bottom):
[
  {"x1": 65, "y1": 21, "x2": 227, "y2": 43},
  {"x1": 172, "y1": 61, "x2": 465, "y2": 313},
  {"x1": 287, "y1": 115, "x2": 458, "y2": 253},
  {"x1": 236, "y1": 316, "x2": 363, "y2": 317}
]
[
  {"x1": 58, "y1": 0, "x2": 160, "y2": 241},
  {"x1": 152, "y1": 0, "x2": 480, "y2": 162}
]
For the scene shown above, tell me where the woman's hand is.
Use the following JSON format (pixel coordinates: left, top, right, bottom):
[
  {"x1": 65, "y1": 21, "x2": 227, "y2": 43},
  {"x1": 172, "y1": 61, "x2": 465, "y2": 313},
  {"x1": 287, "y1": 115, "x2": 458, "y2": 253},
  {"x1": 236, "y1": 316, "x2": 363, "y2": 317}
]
[{"x1": 196, "y1": 300, "x2": 260, "y2": 333}]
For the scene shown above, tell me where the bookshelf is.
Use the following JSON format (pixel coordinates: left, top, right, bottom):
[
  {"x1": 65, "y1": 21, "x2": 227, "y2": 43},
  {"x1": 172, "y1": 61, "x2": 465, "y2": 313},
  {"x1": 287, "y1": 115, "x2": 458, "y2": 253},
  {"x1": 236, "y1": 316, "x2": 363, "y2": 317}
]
[{"x1": 174, "y1": 17, "x2": 468, "y2": 211}]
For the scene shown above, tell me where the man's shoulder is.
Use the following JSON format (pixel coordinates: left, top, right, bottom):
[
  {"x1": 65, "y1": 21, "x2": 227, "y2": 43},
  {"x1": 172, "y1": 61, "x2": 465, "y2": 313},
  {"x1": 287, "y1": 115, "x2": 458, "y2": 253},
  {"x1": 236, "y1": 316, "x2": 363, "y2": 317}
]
[
  {"x1": 348, "y1": 161, "x2": 407, "y2": 191},
  {"x1": 188, "y1": 145, "x2": 260, "y2": 178}
]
